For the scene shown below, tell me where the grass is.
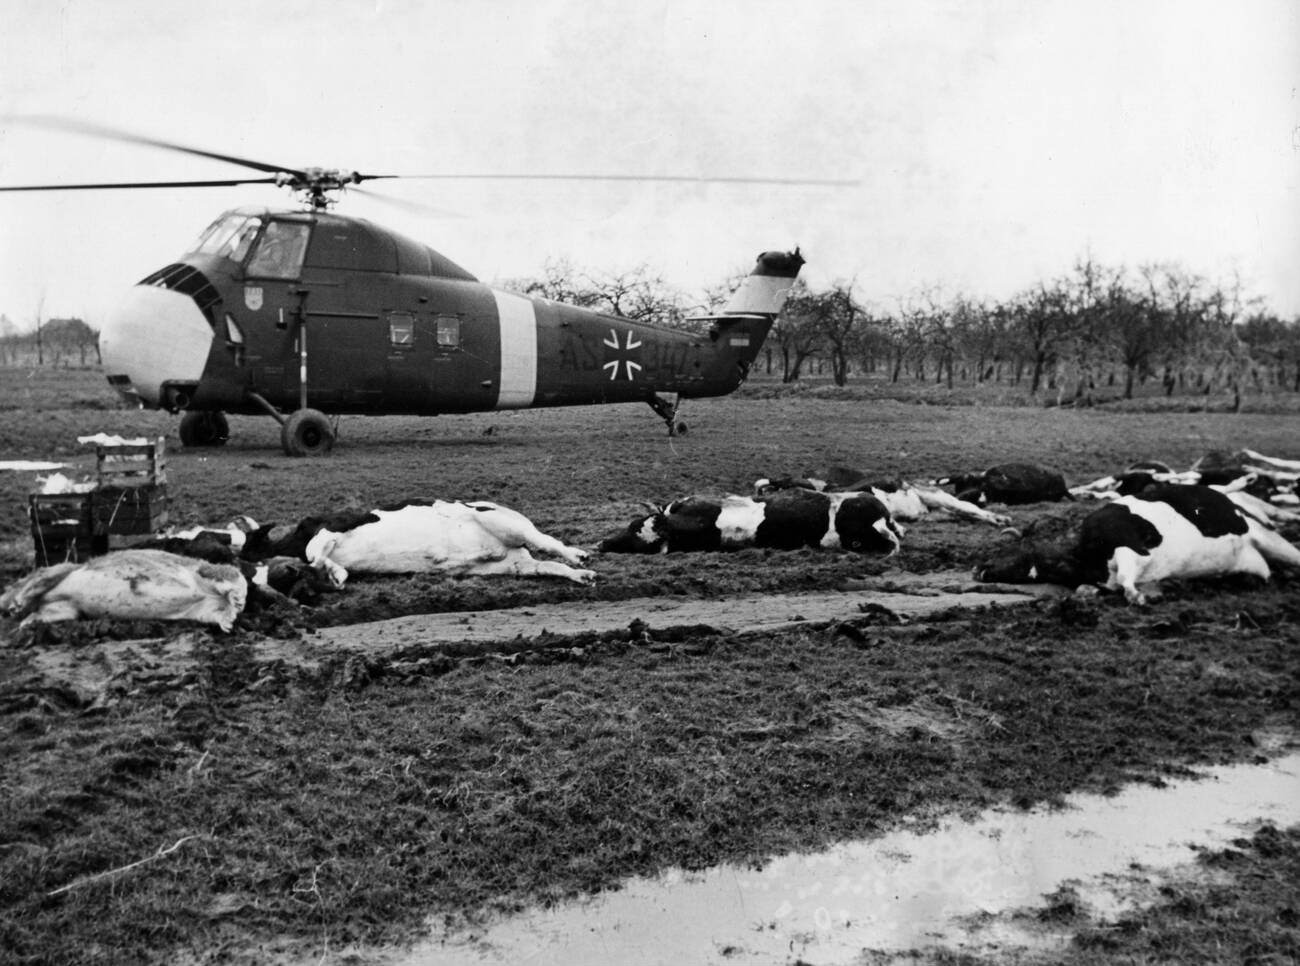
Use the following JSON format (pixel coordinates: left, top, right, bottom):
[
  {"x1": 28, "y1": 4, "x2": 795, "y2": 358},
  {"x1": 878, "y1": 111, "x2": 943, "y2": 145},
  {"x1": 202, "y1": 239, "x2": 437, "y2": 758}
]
[{"x1": 2, "y1": 592, "x2": 1298, "y2": 964}]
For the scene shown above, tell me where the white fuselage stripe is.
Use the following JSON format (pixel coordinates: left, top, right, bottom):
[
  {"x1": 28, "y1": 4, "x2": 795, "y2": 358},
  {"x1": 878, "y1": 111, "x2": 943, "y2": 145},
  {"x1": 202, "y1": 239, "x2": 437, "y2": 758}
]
[{"x1": 492, "y1": 290, "x2": 538, "y2": 409}]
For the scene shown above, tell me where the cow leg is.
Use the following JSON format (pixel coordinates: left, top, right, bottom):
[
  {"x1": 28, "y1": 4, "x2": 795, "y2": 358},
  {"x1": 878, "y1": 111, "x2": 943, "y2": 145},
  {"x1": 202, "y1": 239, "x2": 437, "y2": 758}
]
[
  {"x1": 467, "y1": 548, "x2": 596, "y2": 585},
  {"x1": 913, "y1": 486, "x2": 1012, "y2": 526},
  {"x1": 18, "y1": 597, "x2": 82, "y2": 627},
  {"x1": 1245, "y1": 521, "x2": 1300, "y2": 570},
  {"x1": 1227, "y1": 491, "x2": 1300, "y2": 525},
  {"x1": 468, "y1": 506, "x2": 590, "y2": 566},
  {"x1": 1242, "y1": 449, "x2": 1300, "y2": 473},
  {"x1": 310, "y1": 546, "x2": 349, "y2": 587},
  {"x1": 1106, "y1": 548, "x2": 1148, "y2": 604}
]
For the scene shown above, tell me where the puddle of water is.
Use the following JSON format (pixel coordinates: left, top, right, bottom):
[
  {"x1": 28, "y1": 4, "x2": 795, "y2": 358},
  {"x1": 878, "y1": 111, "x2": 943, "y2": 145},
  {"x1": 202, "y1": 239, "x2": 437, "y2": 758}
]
[{"x1": 401, "y1": 752, "x2": 1300, "y2": 966}]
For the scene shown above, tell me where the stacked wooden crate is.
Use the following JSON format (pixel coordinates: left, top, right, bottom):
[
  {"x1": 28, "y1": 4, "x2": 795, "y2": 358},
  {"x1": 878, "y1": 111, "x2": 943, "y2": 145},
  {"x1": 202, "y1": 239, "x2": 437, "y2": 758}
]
[
  {"x1": 28, "y1": 437, "x2": 170, "y2": 566},
  {"x1": 92, "y1": 437, "x2": 169, "y2": 548}
]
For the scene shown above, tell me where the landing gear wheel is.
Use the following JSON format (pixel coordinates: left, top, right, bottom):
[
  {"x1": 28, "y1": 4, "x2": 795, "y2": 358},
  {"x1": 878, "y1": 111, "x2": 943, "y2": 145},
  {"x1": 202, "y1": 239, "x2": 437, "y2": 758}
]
[
  {"x1": 281, "y1": 408, "x2": 334, "y2": 457},
  {"x1": 648, "y1": 393, "x2": 686, "y2": 436},
  {"x1": 179, "y1": 410, "x2": 229, "y2": 447}
]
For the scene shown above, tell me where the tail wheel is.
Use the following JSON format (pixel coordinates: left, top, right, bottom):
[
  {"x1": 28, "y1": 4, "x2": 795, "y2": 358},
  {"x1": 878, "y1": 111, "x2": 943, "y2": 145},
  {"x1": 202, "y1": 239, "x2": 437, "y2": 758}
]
[
  {"x1": 179, "y1": 410, "x2": 229, "y2": 447},
  {"x1": 281, "y1": 408, "x2": 335, "y2": 457}
]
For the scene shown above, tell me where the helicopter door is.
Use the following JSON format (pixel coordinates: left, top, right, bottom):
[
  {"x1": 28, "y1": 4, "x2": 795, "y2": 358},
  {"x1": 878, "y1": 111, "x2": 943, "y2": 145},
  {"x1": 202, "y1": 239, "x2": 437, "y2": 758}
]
[{"x1": 384, "y1": 311, "x2": 424, "y2": 409}]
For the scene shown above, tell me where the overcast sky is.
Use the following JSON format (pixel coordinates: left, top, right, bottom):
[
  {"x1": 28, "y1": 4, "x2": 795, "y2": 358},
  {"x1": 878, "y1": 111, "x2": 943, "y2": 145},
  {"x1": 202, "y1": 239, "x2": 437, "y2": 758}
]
[{"x1": 2, "y1": 0, "x2": 1297, "y2": 327}]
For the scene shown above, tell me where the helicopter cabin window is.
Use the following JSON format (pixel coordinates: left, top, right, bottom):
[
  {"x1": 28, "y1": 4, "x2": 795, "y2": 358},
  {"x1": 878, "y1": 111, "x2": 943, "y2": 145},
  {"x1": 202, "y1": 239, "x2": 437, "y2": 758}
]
[
  {"x1": 247, "y1": 221, "x2": 311, "y2": 279},
  {"x1": 435, "y1": 316, "x2": 461, "y2": 349},
  {"x1": 190, "y1": 214, "x2": 263, "y2": 263},
  {"x1": 389, "y1": 313, "x2": 415, "y2": 348}
]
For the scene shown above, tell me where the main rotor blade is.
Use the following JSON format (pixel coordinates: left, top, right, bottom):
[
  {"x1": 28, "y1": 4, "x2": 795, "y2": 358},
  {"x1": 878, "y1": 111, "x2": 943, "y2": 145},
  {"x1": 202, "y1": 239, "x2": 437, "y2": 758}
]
[
  {"x1": 365, "y1": 173, "x2": 859, "y2": 186},
  {"x1": 347, "y1": 185, "x2": 463, "y2": 218},
  {"x1": 0, "y1": 177, "x2": 280, "y2": 192},
  {"x1": 1, "y1": 114, "x2": 304, "y2": 178}
]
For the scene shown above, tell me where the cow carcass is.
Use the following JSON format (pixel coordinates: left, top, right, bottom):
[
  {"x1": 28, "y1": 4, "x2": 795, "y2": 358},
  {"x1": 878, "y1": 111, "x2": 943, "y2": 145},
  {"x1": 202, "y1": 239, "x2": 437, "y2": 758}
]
[
  {"x1": 0, "y1": 549, "x2": 248, "y2": 631},
  {"x1": 936, "y1": 462, "x2": 1071, "y2": 505},
  {"x1": 267, "y1": 499, "x2": 595, "y2": 586},
  {"x1": 754, "y1": 470, "x2": 1012, "y2": 526},
  {"x1": 1069, "y1": 451, "x2": 1300, "y2": 527},
  {"x1": 599, "y1": 487, "x2": 902, "y2": 555},
  {"x1": 974, "y1": 484, "x2": 1300, "y2": 604}
]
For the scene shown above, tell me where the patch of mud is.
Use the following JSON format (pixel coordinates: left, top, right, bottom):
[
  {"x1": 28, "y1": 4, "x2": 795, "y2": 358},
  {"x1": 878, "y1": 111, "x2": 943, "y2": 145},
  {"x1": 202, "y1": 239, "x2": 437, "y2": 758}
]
[{"x1": 397, "y1": 752, "x2": 1300, "y2": 966}]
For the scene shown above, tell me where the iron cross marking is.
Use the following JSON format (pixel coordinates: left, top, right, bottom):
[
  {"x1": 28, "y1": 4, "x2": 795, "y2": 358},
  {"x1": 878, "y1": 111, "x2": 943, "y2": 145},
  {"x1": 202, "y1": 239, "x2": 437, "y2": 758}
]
[{"x1": 602, "y1": 328, "x2": 643, "y2": 381}]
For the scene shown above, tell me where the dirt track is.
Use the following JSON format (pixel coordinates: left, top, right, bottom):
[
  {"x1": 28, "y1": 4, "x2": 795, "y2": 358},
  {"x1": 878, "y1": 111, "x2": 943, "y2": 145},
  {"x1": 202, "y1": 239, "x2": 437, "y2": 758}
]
[{"x1": 312, "y1": 571, "x2": 1060, "y2": 648}]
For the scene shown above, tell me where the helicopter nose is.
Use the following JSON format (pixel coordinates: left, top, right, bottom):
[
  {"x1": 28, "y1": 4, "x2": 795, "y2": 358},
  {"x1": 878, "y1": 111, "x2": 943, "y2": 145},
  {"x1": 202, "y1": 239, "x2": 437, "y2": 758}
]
[{"x1": 101, "y1": 284, "x2": 214, "y2": 407}]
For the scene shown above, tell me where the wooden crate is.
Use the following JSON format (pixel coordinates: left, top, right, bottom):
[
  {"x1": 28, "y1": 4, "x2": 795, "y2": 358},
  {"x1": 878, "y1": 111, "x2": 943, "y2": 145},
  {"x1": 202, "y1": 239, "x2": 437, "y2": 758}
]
[
  {"x1": 96, "y1": 437, "x2": 167, "y2": 487},
  {"x1": 32, "y1": 534, "x2": 105, "y2": 567},
  {"x1": 29, "y1": 492, "x2": 101, "y2": 566},
  {"x1": 29, "y1": 492, "x2": 93, "y2": 538},
  {"x1": 92, "y1": 484, "x2": 170, "y2": 536}
]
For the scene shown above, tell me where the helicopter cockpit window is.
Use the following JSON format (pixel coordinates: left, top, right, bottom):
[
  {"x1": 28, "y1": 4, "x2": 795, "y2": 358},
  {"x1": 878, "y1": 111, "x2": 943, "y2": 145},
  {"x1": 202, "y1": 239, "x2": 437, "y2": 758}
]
[
  {"x1": 190, "y1": 214, "x2": 263, "y2": 262},
  {"x1": 247, "y1": 221, "x2": 311, "y2": 279}
]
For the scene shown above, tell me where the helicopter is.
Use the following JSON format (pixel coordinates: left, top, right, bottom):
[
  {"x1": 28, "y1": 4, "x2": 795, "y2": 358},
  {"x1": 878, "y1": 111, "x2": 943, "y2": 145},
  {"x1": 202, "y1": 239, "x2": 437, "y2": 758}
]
[{"x1": 1, "y1": 117, "x2": 826, "y2": 456}]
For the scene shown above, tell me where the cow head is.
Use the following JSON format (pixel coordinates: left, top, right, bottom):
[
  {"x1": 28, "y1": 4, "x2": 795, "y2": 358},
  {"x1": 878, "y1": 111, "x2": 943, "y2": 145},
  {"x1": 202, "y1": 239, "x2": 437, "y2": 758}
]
[
  {"x1": 832, "y1": 494, "x2": 903, "y2": 554},
  {"x1": 598, "y1": 507, "x2": 669, "y2": 554},
  {"x1": 936, "y1": 472, "x2": 986, "y2": 504},
  {"x1": 974, "y1": 541, "x2": 1082, "y2": 585}
]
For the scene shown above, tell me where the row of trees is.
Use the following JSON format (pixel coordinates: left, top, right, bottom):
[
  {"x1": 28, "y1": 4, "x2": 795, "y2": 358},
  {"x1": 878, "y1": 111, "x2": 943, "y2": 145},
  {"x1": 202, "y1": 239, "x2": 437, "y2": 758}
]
[
  {"x1": 0, "y1": 316, "x2": 100, "y2": 367},
  {"x1": 774, "y1": 260, "x2": 1300, "y2": 404}
]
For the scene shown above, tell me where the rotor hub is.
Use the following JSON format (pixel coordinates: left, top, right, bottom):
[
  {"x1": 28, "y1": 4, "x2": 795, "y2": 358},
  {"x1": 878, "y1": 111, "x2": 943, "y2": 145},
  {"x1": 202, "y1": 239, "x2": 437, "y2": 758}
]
[{"x1": 275, "y1": 168, "x2": 362, "y2": 209}]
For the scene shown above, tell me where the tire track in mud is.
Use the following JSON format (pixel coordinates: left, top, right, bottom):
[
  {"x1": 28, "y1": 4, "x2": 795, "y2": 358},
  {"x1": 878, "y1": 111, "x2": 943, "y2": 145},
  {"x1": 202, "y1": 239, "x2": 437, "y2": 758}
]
[{"x1": 311, "y1": 572, "x2": 1062, "y2": 652}]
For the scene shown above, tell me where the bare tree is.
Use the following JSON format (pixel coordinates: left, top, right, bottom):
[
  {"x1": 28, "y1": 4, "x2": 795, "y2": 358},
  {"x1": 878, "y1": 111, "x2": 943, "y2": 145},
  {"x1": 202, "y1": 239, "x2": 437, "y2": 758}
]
[
  {"x1": 1008, "y1": 282, "x2": 1073, "y2": 395},
  {"x1": 772, "y1": 279, "x2": 826, "y2": 382},
  {"x1": 587, "y1": 264, "x2": 687, "y2": 327},
  {"x1": 34, "y1": 291, "x2": 45, "y2": 366}
]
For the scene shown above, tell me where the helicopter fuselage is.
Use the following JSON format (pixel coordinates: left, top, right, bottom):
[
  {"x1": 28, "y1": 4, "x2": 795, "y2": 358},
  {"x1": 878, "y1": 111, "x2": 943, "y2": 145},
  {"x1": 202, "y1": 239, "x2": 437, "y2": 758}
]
[{"x1": 100, "y1": 207, "x2": 801, "y2": 450}]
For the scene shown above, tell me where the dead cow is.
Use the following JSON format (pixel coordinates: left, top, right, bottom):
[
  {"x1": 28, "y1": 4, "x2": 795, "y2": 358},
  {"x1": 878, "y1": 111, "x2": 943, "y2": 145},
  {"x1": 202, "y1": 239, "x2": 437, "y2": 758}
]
[
  {"x1": 276, "y1": 499, "x2": 594, "y2": 586},
  {"x1": 0, "y1": 549, "x2": 247, "y2": 631},
  {"x1": 974, "y1": 484, "x2": 1300, "y2": 604},
  {"x1": 1070, "y1": 451, "x2": 1300, "y2": 530},
  {"x1": 599, "y1": 487, "x2": 902, "y2": 555},
  {"x1": 754, "y1": 470, "x2": 1012, "y2": 526},
  {"x1": 937, "y1": 462, "x2": 1070, "y2": 505}
]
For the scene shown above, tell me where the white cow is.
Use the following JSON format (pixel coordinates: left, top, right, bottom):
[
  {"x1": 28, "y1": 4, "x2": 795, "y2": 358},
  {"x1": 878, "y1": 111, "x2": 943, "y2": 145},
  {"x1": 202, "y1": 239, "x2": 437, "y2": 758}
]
[
  {"x1": 1, "y1": 549, "x2": 248, "y2": 631},
  {"x1": 302, "y1": 500, "x2": 595, "y2": 587}
]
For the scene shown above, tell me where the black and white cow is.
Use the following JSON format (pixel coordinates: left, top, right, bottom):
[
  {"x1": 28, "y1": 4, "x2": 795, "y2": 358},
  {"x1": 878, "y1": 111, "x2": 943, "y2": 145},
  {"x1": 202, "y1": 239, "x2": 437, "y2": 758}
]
[
  {"x1": 259, "y1": 499, "x2": 595, "y2": 586},
  {"x1": 936, "y1": 462, "x2": 1071, "y2": 506},
  {"x1": 0, "y1": 549, "x2": 248, "y2": 631},
  {"x1": 599, "y1": 487, "x2": 902, "y2": 555},
  {"x1": 754, "y1": 469, "x2": 1012, "y2": 526},
  {"x1": 1193, "y1": 449, "x2": 1300, "y2": 496},
  {"x1": 1070, "y1": 451, "x2": 1300, "y2": 527},
  {"x1": 974, "y1": 484, "x2": 1300, "y2": 604},
  {"x1": 138, "y1": 528, "x2": 333, "y2": 605}
]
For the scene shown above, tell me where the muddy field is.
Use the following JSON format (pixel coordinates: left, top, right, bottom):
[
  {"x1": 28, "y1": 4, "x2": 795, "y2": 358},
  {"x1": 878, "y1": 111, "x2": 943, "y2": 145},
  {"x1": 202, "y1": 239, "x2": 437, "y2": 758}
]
[{"x1": 1, "y1": 369, "x2": 1298, "y2": 964}]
